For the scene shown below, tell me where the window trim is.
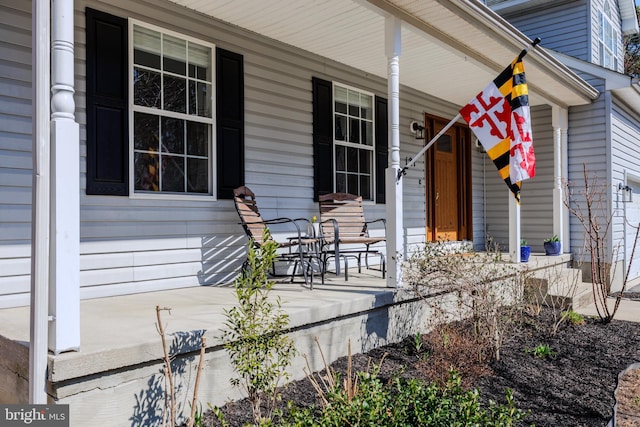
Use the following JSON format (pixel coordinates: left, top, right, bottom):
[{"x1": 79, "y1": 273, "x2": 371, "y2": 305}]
[
  {"x1": 331, "y1": 81, "x2": 376, "y2": 201},
  {"x1": 128, "y1": 19, "x2": 217, "y2": 201}
]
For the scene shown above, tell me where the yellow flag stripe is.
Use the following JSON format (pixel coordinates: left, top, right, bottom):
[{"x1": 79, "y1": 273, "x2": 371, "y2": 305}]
[{"x1": 486, "y1": 139, "x2": 510, "y2": 161}]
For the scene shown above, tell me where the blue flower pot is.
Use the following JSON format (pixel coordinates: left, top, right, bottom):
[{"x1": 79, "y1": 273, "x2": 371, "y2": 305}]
[
  {"x1": 520, "y1": 246, "x2": 531, "y2": 262},
  {"x1": 544, "y1": 241, "x2": 561, "y2": 256}
]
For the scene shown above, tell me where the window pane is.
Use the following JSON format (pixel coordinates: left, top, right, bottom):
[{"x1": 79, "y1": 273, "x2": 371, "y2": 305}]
[
  {"x1": 335, "y1": 115, "x2": 346, "y2": 141},
  {"x1": 437, "y1": 135, "x2": 452, "y2": 152},
  {"x1": 347, "y1": 147, "x2": 358, "y2": 172},
  {"x1": 134, "y1": 26, "x2": 161, "y2": 68},
  {"x1": 335, "y1": 145, "x2": 346, "y2": 172},
  {"x1": 134, "y1": 152, "x2": 159, "y2": 191},
  {"x1": 348, "y1": 90, "x2": 359, "y2": 116},
  {"x1": 599, "y1": 12, "x2": 604, "y2": 39},
  {"x1": 361, "y1": 121, "x2": 373, "y2": 146},
  {"x1": 359, "y1": 150, "x2": 371, "y2": 174},
  {"x1": 360, "y1": 175, "x2": 371, "y2": 200},
  {"x1": 334, "y1": 86, "x2": 347, "y2": 114},
  {"x1": 134, "y1": 112, "x2": 159, "y2": 151},
  {"x1": 161, "y1": 155, "x2": 185, "y2": 192},
  {"x1": 187, "y1": 158, "x2": 208, "y2": 193},
  {"x1": 361, "y1": 94, "x2": 372, "y2": 119},
  {"x1": 134, "y1": 68, "x2": 161, "y2": 108},
  {"x1": 349, "y1": 117, "x2": 359, "y2": 143},
  {"x1": 163, "y1": 75, "x2": 187, "y2": 113},
  {"x1": 189, "y1": 81, "x2": 212, "y2": 117},
  {"x1": 347, "y1": 174, "x2": 358, "y2": 195},
  {"x1": 135, "y1": 50, "x2": 161, "y2": 70},
  {"x1": 188, "y1": 42, "x2": 211, "y2": 81},
  {"x1": 336, "y1": 172, "x2": 346, "y2": 193},
  {"x1": 163, "y1": 35, "x2": 186, "y2": 75},
  {"x1": 187, "y1": 122, "x2": 208, "y2": 156},
  {"x1": 161, "y1": 117, "x2": 184, "y2": 154}
]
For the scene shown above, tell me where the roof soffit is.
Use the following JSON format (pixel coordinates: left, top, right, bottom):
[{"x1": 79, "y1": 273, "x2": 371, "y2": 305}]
[{"x1": 165, "y1": 0, "x2": 597, "y2": 108}]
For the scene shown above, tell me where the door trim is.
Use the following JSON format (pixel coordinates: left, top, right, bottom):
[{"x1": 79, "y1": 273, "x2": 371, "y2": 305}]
[{"x1": 424, "y1": 113, "x2": 472, "y2": 242}]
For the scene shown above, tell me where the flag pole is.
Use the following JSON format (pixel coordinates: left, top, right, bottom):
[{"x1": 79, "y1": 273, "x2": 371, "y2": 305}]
[
  {"x1": 397, "y1": 112, "x2": 461, "y2": 181},
  {"x1": 397, "y1": 38, "x2": 541, "y2": 183}
]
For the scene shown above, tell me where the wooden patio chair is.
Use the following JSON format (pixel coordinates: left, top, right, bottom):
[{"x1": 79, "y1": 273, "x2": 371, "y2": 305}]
[
  {"x1": 233, "y1": 186, "x2": 319, "y2": 288},
  {"x1": 318, "y1": 192, "x2": 386, "y2": 281}
]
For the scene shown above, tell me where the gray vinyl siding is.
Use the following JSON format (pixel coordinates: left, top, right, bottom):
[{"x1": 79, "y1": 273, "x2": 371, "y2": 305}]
[
  {"x1": 521, "y1": 106, "x2": 554, "y2": 252},
  {"x1": 1, "y1": 0, "x2": 475, "y2": 306},
  {"x1": 472, "y1": 145, "x2": 486, "y2": 250},
  {"x1": 610, "y1": 99, "x2": 640, "y2": 264},
  {"x1": 493, "y1": 0, "x2": 590, "y2": 62},
  {"x1": 567, "y1": 74, "x2": 608, "y2": 256},
  {"x1": 483, "y1": 106, "x2": 554, "y2": 253},
  {"x1": 0, "y1": 0, "x2": 32, "y2": 307}
]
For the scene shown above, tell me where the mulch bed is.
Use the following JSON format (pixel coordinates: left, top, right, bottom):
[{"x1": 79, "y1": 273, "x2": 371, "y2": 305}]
[{"x1": 202, "y1": 307, "x2": 640, "y2": 427}]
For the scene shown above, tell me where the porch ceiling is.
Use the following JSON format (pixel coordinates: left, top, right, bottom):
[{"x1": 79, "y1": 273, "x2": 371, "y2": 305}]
[{"x1": 166, "y1": 0, "x2": 598, "y2": 108}]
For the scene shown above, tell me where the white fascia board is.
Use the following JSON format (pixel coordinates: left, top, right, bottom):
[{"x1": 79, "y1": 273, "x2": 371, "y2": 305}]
[
  {"x1": 551, "y1": 50, "x2": 630, "y2": 91},
  {"x1": 620, "y1": 0, "x2": 639, "y2": 35}
]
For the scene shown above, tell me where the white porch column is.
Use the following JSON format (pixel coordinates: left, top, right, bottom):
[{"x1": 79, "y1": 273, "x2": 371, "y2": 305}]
[
  {"x1": 552, "y1": 106, "x2": 569, "y2": 253},
  {"x1": 30, "y1": 0, "x2": 51, "y2": 404},
  {"x1": 385, "y1": 16, "x2": 403, "y2": 288},
  {"x1": 50, "y1": 0, "x2": 80, "y2": 353}
]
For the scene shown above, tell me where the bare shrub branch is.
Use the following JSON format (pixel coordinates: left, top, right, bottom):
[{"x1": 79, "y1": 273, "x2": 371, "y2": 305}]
[{"x1": 564, "y1": 164, "x2": 640, "y2": 322}]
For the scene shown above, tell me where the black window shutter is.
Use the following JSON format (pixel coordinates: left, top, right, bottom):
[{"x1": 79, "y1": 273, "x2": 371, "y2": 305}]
[
  {"x1": 216, "y1": 48, "x2": 244, "y2": 199},
  {"x1": 375, "y1": 96, "x2": 388, "y2": 204},
  {"x1": 312, "y1": 77, "x2": 333, "y2": 201},
  {"x1": 85, "y1": 8, "x2": 128, "y2": 195}
]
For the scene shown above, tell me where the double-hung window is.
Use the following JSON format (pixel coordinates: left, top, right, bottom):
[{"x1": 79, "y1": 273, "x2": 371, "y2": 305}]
[
  {"x1": 599, "y1": 2, "x2": 619, "y2": 71},
  {"x1": 86, "y1": 9, "x2": 244, "y2": 199},
  {"x1": 131, "y1": 22, "x2": 214, "y2": 196},
  {"x1": 333, "y1": 83, "x2": 375, "y2": 201}
]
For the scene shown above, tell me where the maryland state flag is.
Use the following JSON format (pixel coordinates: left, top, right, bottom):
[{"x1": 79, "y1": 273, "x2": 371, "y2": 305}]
[{"x1": 459, "y1": 49, "x2": 536, "y2": 202}]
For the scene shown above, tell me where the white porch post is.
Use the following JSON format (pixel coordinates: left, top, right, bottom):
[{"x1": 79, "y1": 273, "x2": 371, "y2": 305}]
[
  {"x1": 50, "y1": 0, "x2": 80, "y2": 353},
  {"x1": 385, "y1": 16, "x2": 403, "y2": 288},
  {"x1": 552, "y1": 106, "x2": 568, "y2": 253},
  {"x1": 30, "y1": 0, "x2": 51, "y2": 404}
]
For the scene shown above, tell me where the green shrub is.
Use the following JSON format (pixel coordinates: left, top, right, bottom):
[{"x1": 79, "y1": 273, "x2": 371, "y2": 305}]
[
  {"x1": 561, "y1": 309, "x2": 585, "y2": 325},
  {"x1": 282, "y1": 370, "x2": 530, "y2": 426},
  {"x1": 526, "y1": 343, "x2": 556, "y2": 359},
  {"x1": 220, "y1": 229, "x2": 297, "y2": 425}
]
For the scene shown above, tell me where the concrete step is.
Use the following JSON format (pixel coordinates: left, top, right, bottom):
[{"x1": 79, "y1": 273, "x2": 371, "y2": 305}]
[{"x1": 525, "y1": 265, "x2": 593, "y2": 310}]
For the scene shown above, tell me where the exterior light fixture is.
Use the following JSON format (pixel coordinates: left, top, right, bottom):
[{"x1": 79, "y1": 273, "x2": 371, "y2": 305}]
[{"x1": 409, "y1": 121, "x2": 425, "y2": 140}]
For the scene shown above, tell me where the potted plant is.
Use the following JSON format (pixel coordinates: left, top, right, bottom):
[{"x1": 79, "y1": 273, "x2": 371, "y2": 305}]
[
  {"x1": 544, "y1": 235, "x2": 561, "y2": 256},
  {"x1": 520, "y1": 238, "x2": 531, "y2": 262}
]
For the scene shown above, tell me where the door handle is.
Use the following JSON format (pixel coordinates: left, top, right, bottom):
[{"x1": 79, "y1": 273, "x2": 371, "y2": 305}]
[{"x1": 435, "y1": 192, "x2": 439, "y2": 200}]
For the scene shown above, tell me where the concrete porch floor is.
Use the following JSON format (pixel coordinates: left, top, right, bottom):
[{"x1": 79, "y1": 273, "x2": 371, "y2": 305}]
[{"x1": 0, "y1": 253, "x2": 571, "y2": 426}]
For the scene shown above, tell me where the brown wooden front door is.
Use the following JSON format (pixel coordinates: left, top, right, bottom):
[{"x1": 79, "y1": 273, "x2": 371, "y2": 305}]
[{"x1": 425, "y1": 114, "x2": 472, "y2": 242}]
